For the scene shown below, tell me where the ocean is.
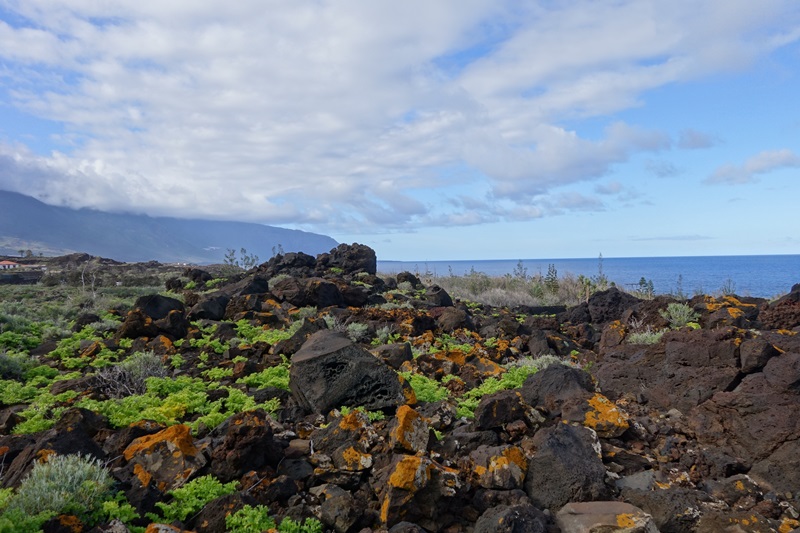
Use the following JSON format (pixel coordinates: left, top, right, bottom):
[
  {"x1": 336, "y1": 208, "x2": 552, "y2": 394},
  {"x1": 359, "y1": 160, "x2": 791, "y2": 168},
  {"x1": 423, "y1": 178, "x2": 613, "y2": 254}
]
[{"x1": 377, "y1": 255, "x2": 800, "y2": 299}]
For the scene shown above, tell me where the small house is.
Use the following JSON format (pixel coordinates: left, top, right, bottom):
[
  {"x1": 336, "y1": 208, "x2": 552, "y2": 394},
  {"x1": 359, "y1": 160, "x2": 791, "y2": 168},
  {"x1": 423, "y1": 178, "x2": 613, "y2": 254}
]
[{"x1": 0, "y1": 260, "x2": 20, "y2": 270}]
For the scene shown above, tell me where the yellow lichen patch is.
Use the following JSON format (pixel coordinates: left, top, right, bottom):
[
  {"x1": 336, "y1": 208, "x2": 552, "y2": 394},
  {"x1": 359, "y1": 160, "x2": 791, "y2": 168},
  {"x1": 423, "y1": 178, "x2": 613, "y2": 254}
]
[
  {"x1": 616, "y1": 513, "x2": 637, "y2": 528},
  {"x1": 134, "y1": 463, "x2": 152, "y2": 487},
  {"x1": 441, "y1": 349, "x2": 467, "y2": 366},
  {"x1": 413, "y1": 331, "x2": 435, "y2": 347},
  {"x1": 392, "y1": 405, "x2": 421, "y2": 448},
  {"x1": 727, "y1": 307, "x2": 744, "y2": 319},
  {"x1": 583, "y1": 393, "x2": 630, "y2": 437},
  {"x1": 338, "y1": 411, "x2": 365, "y2": 431},
  {"x1": 340, "y1": 446, "x2": 372, "y2": 470},
  {"x1": 36, "y1": 448, "x2": 56, "y2": 462},
  {"x1": 388, "y1": 456, "x2": 431, "y2": 492},
  {"x1": 123, "y1": 424, "x2": 197, "y2": 461},
  {"x1": 608, "y1": 320, "x2": 626, "y2": 334},
  {"x1": 724, "y1": 295, "x2": 756, "y2": 308},
  {"x1": 779, "y1": 518, "x2": 800, "y2": 533},
  {"x1": 501, "y1": 446, "x2": 527, "y2": 471},
  {"x1": 57, "y1": 514, "x2": 83, "y2": 533},
  {"x1": 398, "y1": 375, "x2": 418, "y2": 405},
  {"x1": 776, "y1": 329, "x2": 797, "y2": 336},
  {"x1": 380, "y1": 496, "x2": 391, "y2": 524},
  {"x1": 735, "y1": 480, "x2": 745, "y2": 491}
]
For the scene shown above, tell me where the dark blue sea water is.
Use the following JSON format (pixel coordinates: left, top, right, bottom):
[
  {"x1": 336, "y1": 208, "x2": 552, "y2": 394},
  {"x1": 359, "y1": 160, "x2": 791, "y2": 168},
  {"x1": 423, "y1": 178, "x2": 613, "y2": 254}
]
[{"x1": 377, "y1": 255, "x2": 800, "y2": 299}]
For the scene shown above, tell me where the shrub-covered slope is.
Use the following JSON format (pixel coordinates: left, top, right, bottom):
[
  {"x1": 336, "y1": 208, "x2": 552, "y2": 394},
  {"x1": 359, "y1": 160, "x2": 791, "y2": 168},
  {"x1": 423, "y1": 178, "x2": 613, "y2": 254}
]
[{"x1": 1, "y1": 244, "x2": 800, "y2": 532}]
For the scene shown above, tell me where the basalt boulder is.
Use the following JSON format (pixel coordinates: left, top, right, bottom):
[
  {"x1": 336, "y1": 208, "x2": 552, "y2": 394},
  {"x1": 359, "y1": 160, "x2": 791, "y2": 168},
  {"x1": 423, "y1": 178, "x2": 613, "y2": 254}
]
[
  {"x1": 289, "y1": 330, "x2": 414, "y2": 414},
  {"x1": 258, "y1": 251, "x2": 317, "y2": 278},
  {"x1": 563, "y1": 287, "x2": 640, "y2": 325},
  {"x1": 524, "y1": 423, "x2": 608, "y2": 511},
  {"x1": 688, "y1": 351, "x2": 800, "y2": 496},
  {"x1": 759, "y1": 285, "x2": 800, "y2": 330},
  {"x1": 316, "y1": 242, "x2": 377, "y2": 276},
  {"x1": 594, "y1": 327, "x2": 743, "y2": 413},
  {"x1": 132, "y1": 294, "x2": 185, "y2": 321}
]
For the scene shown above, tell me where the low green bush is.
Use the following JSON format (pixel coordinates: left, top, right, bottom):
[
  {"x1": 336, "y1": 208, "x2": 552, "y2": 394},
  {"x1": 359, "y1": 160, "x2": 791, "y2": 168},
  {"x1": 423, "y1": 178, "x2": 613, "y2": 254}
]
[
  {"x1": 151, "y1": 475, "x2": 237, "y2": 523},
  {"x1": 1, "y1": 453, "x2": 114, "y2": 529},
  {"x1": 626, "y1": 327, "x2": 665, "y2": 345},
  {"x1": 398, "y1": 372, "x2": 449, "y2": 403},
  {"x1": 659, "y1": 303, "x2": 700, "y2": 329}
]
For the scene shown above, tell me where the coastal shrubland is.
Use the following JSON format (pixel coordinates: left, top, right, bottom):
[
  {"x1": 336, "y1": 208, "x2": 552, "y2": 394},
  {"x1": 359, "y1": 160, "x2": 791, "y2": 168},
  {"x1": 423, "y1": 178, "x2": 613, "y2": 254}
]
[{"x1": 0, "y1": 246, "x2": 799, "y2": 532}]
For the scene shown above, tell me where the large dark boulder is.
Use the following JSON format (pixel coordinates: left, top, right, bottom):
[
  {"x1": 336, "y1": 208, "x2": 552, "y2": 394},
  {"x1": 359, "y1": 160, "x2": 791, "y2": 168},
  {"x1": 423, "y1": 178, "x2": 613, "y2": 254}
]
[
  {"x1": 425, "y1": 285, "x2": 453, "y2": 307},
  {"x1": 316, "y1": 243, "x2": 377, "y2": 276},
  {"x1": 519, "y1": 364, "x2": 595, "y2": 417},
  {"x1": 187, "y1": 293, "x2": 231, "y2": 321},
  {"x1": 524, "y1": 423, "x2": 608, "y2": 511},
  {"x1": 594, "y1": 327, "x2": 742, "y2": 413},
  {"x1": 562, "y1": 287, "x2": 639, "y2": 325},
  {"x1": 688, "y1": 351, "x2": 800, "y2": 496},
  {"x1": 206, "y1": 409, "x2": 284, "y2": 482},
  {"x1": 289, "y1": 330, "x2": 412, "y2": 413},
  {"x1": 474, "y1": 504, "x2": 547, "y2": 533},
  {"x1": 304, "y1": 277, "x2": 343, "y2": 307},
  {"x1": 760, "y1": 285, "x2": 800, "y2": 330},
  {"x1": 258, "y1": 252, "x2": 317, "y2": 278},
  {"x1": 132, "y1": 294, "x2": 185, "y2": 320}
]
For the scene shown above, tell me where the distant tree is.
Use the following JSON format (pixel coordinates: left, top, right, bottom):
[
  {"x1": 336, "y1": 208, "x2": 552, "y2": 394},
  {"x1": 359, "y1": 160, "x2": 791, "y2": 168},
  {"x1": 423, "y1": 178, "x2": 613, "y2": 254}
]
[
  {"x1": 18, "y1": 249, "x2": 24, "y2": 257},
  {"x1": 271, "y1": 244, "x2": 284, "y2": 257},
  {"x1": 223, "y1": 248, "x2": 260, "y2": 272},
  {"x1": 24, "y1": 250, "x2": 33, "y2": 258}
]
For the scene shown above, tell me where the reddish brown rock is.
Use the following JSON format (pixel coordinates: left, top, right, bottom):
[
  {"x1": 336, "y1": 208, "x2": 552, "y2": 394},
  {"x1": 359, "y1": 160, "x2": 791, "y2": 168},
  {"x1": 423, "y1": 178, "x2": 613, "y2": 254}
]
[{"x1": 123, "y1": 424, "x2": 206, "y2": 494}]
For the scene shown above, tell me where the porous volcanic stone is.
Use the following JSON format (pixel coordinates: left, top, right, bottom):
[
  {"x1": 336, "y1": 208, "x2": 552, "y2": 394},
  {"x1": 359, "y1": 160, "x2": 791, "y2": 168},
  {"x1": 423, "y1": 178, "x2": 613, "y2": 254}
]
[
  {"x1": 524, "y1": 423, "x2": 608, "y2": 511},
  {"x1": 289, "y1": 330, "x2": 412, "y2": 414}
]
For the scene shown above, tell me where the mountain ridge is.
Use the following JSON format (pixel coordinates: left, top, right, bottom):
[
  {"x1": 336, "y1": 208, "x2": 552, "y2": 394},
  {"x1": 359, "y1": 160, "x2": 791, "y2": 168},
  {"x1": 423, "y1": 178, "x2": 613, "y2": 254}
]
[{"x1": 0, "y1": 190, "x2": 338, "y2": 263}]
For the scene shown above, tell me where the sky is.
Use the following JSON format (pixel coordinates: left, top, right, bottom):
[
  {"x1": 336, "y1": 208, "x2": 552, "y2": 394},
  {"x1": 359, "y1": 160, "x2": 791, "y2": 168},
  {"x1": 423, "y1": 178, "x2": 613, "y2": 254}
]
[{"x1": 1, "y1": 1, "x2": 799, "y2": 261}]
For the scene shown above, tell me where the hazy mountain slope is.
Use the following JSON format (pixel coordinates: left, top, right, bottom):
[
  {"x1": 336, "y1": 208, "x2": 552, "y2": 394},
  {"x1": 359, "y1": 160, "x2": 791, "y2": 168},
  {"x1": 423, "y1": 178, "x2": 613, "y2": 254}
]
[{"x1": 0, "y1": 190, "x2": 338, "y2": 263}]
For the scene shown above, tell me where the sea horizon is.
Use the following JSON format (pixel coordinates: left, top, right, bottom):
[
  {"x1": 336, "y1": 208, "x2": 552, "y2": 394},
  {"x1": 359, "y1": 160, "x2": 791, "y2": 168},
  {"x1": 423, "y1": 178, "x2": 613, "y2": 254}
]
[{"x1": 377, "y1": 253, "x2": 800, "y2": 299}]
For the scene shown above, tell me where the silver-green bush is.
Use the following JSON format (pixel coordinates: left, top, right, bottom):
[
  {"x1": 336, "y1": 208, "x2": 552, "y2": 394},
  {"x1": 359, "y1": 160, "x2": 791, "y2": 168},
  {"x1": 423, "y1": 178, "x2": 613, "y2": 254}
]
[{"x1": 6, "y1": 453, "x2": 114, "y2": 522}]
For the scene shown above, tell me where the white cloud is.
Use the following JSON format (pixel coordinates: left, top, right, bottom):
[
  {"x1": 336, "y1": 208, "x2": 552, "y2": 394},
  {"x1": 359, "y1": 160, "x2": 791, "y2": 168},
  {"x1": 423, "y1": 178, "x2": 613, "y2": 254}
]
[
  {"x1": 0, "y1": 0, "x2": 798, "y2": 232},
  {"x1": 678, "y1": 129, "x2": 716, "y2": 149},
  {"x1": 707, "y1": 149, "x2": 800, "y2": 184}
]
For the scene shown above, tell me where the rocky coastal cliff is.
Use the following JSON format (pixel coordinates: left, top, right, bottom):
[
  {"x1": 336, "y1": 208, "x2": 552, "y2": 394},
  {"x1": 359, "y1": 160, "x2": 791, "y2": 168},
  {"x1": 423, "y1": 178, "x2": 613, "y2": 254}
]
[{"x1": 1, "y1": 243, "x2": 799, "y2": 532}]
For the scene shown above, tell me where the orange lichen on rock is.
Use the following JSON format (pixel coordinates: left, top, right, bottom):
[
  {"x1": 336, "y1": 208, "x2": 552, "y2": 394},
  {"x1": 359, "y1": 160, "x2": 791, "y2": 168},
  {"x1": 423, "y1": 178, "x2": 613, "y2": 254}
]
[
  {"x1": 123, "y1": 424, "x2": 197, "y2": 461},
  {"x1": 338, "y1": 446, "x2": 373, "y2": 471},
  {"x1": 727, "y1": 307, "x2": 745, "y2": 319},
  {"x1": 134, "y1": 463, "x2": 153, "y2": 487},
  {"x1": 388, "y1": 455, "x2": 432, "y2": 492},
  {"x1": 57, "y1": 514, "x2": 83, "y2": 533},
  {"x1": 338, "y1": 411, "x2": 366, "y2": 431},
  {"x1": 779, "y1": 518, "x2": 800, "y2": 533},
  {"x1": 616, "y1": 513, "x2": 637, "y2": 528},
  {"x1": 583, "y1": 393, "x2": 630, "y2": 438},
  {"x1": 391, "y1": 405, "x2": 429, "y2": 453},
  {"x1": 398, "y1": 374, "x2": 418, "y2": 405}
]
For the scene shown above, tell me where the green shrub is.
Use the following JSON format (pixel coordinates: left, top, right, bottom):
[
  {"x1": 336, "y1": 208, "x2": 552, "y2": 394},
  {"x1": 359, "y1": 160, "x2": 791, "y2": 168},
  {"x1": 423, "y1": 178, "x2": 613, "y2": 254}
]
[
  {"x1": 94, "y1": 350, "x2": 169, "y2": 398},
  {"x1": 236, "y1": 357, "x2": 290, "y2": 390},
  {"x1": 0, "y1": 352, "x2": 35, "y2": 380},
  {"x1": 454, "y1": 357, "x2": 569, "y2": 418},
  {"x1": 234, "y1": 319, "x2": 299, "y2": 345},
  {"x1": 278, "y1": 517, "x2": 323, "y2": 533},
  {"x1": 398, "y1": 372, "x2": 449, "y2": 403},
  {"x1": 626, "y1": 328, "x2": 665, "y2": 345},
  {"x1": 152, "y1": 475, "x2": 237, "y2": 523},
  {"x1": 346, "y1": 322, "x2": 370, "y2": 343},
  {"x1": 659, "y1": 303, "x2": 700, "y2": 329},
  {"x1": 225, "y1": 504, "x2": 276, "y2": 532},
  {"x1": 3, "y1": 453, "x2": 114, "y2": 526}
]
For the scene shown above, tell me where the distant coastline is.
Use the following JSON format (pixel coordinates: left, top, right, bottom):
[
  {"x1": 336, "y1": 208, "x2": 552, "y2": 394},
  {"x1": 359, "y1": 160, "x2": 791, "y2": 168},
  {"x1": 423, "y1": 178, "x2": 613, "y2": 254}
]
[{"x1": 378, "y1": 254, "x2": 800, "y2": 299}]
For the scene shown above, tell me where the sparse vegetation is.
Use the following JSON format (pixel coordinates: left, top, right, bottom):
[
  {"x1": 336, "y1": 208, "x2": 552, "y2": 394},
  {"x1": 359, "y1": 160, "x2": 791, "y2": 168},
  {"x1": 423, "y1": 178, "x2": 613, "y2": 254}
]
[
  {"x1": 1, "y1": 453, "x2": 115, "y2": 530},
  {"x1": 660, "y1": 302, "x2": 700, "y2": 329}
]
